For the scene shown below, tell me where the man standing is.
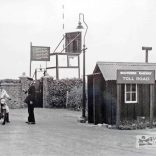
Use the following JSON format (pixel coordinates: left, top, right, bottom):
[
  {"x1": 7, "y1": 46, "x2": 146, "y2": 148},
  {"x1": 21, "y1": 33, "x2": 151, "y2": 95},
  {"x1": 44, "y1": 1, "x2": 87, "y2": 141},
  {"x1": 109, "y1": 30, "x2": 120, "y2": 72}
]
[{"x1": 24, "y1": 79, "x2": 36, "y2": 124}]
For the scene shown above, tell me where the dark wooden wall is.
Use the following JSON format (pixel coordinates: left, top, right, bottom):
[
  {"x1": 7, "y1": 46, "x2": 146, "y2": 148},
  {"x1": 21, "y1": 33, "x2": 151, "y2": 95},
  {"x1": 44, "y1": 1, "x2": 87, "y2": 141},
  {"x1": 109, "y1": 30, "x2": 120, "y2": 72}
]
[
  {"x1": 154, "y1": 84, "x2": 156, "y2": 118},
  {"x1": 93, "y1": 74, "x2": 104, "y2": 124},
  {"x1": 120, "y1": 84, "x2": 150, "y2": 120},
  {"x1": 87, "y1": 74, "x2": 156, "y2": 125},
  {"x1": 88, "y1": 77, "x2": 118, "y2": 125},
  {"x1": 103, "y1": 81, "x2": 117, "y2": 124},
  {"x1": 87, "y1": 73, "x2": 105, "y2": 124},
  {"x1": 87, "y1": 75, "x2": 94, "y2": 123}
]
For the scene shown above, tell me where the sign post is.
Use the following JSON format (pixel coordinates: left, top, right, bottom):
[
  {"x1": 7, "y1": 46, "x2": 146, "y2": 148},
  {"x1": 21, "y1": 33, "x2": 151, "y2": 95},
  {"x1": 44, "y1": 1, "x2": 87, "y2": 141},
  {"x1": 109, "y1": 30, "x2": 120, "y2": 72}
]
[
  {"x1": 142, "y1": 47, "x2": 152, "y2": 63},
  {"x1": 30, "y1": 42, "x2": 32, "y2": 77},
  {"x1": 150, "y1": 84, "x2": 154, "y2": 128},
  {"x1": 30, "y1": 43, "x2": 50, "y2": 77},
  {"x1": 31, "y1": 46, "x2": 50, "y2": 61}
]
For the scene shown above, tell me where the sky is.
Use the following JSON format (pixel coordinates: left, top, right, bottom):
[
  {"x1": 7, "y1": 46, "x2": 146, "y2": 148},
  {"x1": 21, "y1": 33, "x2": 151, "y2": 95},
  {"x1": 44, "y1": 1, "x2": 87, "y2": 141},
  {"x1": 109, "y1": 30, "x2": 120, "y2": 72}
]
[{"x1": 0, "y1": 0, "x2": 156, "y2": 79}]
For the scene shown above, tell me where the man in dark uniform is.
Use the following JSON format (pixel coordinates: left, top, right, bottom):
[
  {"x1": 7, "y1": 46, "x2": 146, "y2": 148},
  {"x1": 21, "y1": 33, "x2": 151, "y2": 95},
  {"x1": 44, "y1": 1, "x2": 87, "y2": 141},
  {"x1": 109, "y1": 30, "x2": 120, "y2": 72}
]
[{"x1": 24, "y1": 78, "x2": 36, "y2": 124}]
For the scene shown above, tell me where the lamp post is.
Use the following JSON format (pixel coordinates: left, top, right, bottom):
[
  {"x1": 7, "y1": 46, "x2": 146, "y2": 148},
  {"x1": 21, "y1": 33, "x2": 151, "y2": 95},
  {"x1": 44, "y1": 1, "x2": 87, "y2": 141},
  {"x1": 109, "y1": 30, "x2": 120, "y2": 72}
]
[{"x1": 76, "y1": 13, "x2": 88, "y2": 122}]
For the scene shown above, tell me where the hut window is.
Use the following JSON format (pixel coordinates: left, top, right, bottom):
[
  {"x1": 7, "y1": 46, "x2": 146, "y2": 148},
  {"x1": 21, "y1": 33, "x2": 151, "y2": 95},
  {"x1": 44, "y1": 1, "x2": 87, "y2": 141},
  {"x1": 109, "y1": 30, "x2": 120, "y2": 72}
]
[{"x1": 124, "y1": 84, "x2": 137, "y2": 103}]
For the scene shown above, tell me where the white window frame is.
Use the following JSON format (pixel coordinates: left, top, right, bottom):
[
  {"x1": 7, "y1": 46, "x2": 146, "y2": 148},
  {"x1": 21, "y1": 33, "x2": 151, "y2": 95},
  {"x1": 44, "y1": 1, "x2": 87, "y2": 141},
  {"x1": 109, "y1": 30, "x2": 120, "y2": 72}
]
[{"x1": 124, "y1": 84, "x2": 137, "y2": 103}]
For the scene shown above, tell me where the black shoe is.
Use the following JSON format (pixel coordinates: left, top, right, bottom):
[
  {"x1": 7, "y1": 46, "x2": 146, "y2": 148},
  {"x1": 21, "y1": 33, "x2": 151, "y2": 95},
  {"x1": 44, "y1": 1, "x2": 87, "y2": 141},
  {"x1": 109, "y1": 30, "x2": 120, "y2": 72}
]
[
  {"x1": 2, "y1": 122, "x2": 5, "y2": 125},
  {"x1": 25, "y1": 121, "x2": 30, "y2": 124},
  {"x1": 30, "y1": 122, "x2": 36, "y2": 124}
]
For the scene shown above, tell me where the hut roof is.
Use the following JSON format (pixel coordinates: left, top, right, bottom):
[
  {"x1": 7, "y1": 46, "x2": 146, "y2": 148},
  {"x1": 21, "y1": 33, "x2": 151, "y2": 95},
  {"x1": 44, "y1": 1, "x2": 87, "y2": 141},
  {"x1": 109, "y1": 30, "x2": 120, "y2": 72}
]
[{"x1": 94, "y1": 62, "x2": 156, "y2": 81}]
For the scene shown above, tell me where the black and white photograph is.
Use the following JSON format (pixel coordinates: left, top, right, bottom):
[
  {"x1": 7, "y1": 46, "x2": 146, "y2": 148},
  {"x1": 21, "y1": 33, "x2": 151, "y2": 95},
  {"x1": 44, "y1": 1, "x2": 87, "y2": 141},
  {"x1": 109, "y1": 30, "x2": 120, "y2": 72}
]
[{"x1": 0, "y1": 0, "x2": 156, "y2": 156}]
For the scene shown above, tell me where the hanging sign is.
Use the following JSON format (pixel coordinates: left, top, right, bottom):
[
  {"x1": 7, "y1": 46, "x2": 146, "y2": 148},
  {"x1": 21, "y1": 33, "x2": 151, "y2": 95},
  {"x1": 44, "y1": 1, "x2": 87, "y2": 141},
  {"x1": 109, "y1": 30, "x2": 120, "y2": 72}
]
[
  {"x1": 117, "y1": 70, "x2": 155, "y2": 84},
  {"x1": 65, "y1": 31, "x2": 81, "y2": 54},
  {"x1": 31, "y1": 46, "x2": 50, "y2": 61}
]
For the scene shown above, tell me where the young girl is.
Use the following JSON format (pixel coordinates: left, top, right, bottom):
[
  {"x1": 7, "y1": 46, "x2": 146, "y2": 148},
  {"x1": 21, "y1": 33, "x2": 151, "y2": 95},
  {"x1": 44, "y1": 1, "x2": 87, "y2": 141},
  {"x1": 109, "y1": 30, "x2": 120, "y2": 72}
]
[
  {"x1": 0, "y1": 86, "x2": 11, "y2": 125},
  {"x1": 0, "y1": 98, "x2": 10, "y2": 124}
]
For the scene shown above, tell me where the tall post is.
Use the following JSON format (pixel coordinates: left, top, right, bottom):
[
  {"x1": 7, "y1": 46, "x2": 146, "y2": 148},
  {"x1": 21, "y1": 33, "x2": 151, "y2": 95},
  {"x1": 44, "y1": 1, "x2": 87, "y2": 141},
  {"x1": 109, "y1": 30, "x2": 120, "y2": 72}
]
[
  {"x1": 30, "y1": 42, "x2": 32, "y2": 77},
  {"x1": 35, "y1": 69, "x2": 37, "y2": 80},
  {"x1": 78, "y1": 55, "x2": 80, "y2": 78},
  {"x1": 82, "y1": 44, "x2": 86, "y2": 119},
  {"x1": 142, "y1": 47, "x2": 152, "y2": 63},
  {"x1": 76, "y1": 13, "x2": 88, "y2": 122},
  {"x1": 150, "y1": 84, "x2": 154, "y2": 128},
  {"x1": 146, "y1": 50, "x2": 148, "y2": 63},
  {"x1": 56, "y1": 54, "x2": 59, "y2": 80},
  {"x1": 45, "y1": 61, "x2": 47, "y2": 72}
]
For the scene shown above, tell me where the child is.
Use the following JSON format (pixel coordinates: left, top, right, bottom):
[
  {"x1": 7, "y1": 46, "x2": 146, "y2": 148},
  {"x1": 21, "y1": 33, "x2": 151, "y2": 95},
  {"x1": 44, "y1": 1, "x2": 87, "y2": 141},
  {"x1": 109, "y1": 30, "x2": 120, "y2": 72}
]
[
  {"x1": 0, "y1": 98, "x2": 10, "y2": 125},
  {"x1": 0, "y1": 85, "x2": 11, "y2": 125},
  {"x1": 1, "y1": 99, "x2": 10, "y2": 125}
]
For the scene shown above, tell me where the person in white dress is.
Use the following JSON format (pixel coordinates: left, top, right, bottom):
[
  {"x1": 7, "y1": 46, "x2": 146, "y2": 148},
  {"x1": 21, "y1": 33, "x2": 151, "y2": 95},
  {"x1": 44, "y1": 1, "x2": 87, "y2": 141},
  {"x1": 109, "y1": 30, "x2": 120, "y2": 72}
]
[{"x1": 0, "y1": 85, "x2": 11, "y2": 125}]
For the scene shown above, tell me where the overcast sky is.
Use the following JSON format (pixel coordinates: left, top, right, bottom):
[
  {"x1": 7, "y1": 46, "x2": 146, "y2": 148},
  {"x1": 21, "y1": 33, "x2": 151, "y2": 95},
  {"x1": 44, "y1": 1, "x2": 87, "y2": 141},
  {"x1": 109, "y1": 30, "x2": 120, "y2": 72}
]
[{"x1": 0, "y1": 0, "x2": 156, "y2": 79}]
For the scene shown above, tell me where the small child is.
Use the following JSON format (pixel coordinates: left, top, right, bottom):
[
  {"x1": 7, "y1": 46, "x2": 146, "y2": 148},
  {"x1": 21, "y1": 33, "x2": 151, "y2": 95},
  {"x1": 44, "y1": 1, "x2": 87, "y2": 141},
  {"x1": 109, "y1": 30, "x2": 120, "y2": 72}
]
[
  {"x1": 1, "y1": 98, "x2": 10, "y2": 125},
  {"x1": 0, "y1": 86, "x2": 11, "y2": 125}
]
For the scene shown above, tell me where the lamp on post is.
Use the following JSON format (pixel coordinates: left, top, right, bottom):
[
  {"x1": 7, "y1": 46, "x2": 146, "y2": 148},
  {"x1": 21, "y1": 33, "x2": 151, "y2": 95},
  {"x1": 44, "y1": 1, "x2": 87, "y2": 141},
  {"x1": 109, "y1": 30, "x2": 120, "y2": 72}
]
[{"x1": 76, "y1": 13, "x2": 88, "y2": 122}]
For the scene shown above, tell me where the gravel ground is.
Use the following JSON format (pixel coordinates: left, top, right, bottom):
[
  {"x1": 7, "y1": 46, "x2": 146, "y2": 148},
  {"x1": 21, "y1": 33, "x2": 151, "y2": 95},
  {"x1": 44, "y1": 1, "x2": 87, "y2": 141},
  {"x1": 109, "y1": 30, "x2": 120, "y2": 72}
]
[{"x1": 0, "y1": 108, "x2": 156, "y2": 156}]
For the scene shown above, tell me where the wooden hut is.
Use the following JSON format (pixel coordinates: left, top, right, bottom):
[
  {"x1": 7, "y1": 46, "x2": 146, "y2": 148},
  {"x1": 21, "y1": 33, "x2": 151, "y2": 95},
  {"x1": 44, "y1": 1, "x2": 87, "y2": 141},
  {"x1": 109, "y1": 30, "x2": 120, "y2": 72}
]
[{"x1": 87, "y1": 62, "x2": 156, "y2": 126}]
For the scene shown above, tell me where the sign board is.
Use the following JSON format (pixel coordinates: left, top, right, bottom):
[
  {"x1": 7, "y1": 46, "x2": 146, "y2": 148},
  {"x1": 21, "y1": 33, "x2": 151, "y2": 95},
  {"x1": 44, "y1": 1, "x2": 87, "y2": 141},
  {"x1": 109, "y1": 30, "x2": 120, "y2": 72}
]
[
  {"x1": 117, "y1": 70, "x2": 155, "y2": 84},
  {"x1": 136, "y1": 135, "x2": 156, "y2": 149},
  {"x1": 31, "y1": 46, "x2": 50, "y2": 61},
  {"x1": 65, "y1": 31, "x2": 81, "y2": 54}
]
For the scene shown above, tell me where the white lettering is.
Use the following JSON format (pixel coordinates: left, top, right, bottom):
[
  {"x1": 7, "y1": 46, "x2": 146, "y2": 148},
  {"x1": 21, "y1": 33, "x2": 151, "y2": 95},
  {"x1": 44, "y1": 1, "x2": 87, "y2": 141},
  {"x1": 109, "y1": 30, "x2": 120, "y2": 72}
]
[
  {"x1": 120, "y1": 72, "x2": 136, "y2": 75},
  {"x1": 139, "y1": 72, "x2": 152, "y2": 75},
  {"x1": 136, "y1": 77, "x2": 150, "y2": 81},
  {"x1": 123, "y1": 77, "x2": 134, "y2": 81}
]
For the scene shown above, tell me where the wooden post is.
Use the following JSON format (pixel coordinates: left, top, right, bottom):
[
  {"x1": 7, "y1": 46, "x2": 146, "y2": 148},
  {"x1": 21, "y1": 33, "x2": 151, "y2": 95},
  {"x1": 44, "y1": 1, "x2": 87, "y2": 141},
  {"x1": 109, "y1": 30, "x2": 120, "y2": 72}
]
[
  {"x1": 150, "y1": 84, "x2": 154, "y2": 128},
  {"x1": 142, "y1": 47, "x2": 152, "y2": 63},
  {"x1": 45, "y1": 61, "x2": 47, "y2": 72},
  {"x1": 67, "y1": 55, "x2": 69, "y2": 67},
  {"x1": 116, "y1": 84, "x2": 121, "y2": 128},
  {"x1": 92, "y1": 75, "x2": 95, "y2": 124},
  {"x1": 78, "y1": 55, "x2": 80, "y2": 78},
  {"x1": 56, "y1": 54, "x2": 59, "y2": 80},
  {"x1": 35, "y1": 69, "x2": 37, "y2": 80},
  {"x1": 30, "y1": 42, "x2": 32, "y2": 77},
  {"x1": 66, "y1": 91, "x2": 69, "y2": 108}
]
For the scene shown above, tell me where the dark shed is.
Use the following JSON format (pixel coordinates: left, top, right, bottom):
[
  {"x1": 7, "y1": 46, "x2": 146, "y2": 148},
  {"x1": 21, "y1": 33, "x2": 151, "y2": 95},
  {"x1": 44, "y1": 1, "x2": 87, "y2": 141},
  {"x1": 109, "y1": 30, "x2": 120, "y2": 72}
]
[{"x1": 87, "y1": 62, "x2": 156, "y2": 125}]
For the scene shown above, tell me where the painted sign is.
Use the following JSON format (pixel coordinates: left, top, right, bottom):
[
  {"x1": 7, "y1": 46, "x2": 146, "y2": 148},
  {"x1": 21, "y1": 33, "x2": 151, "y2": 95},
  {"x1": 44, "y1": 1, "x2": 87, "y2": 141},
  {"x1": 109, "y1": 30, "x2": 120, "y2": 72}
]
[
  {"x1": 31, "y1": 46, "x2": 50, "y2": 61},
  {"x1": 136, "y1": 135, "x2": 156, "y2": 149},
  {"x1": 65, "y1": 31, "x2": 81, "y2": 54},
  {"x1": 117, "y1": 70, "x2": 155, "y2": 84}
]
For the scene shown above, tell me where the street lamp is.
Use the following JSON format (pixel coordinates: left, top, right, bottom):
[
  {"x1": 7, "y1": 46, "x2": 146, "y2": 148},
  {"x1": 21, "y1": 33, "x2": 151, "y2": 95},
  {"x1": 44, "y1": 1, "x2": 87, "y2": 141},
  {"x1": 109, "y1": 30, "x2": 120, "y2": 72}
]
[{"x1": 76, "y1": 13, "x2": 88, "y2": 122}]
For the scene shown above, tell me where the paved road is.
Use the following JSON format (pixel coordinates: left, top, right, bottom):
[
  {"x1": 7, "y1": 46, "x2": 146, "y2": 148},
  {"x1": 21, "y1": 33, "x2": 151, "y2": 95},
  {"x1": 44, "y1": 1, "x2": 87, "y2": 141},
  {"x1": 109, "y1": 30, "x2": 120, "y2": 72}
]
[{"x1": 0, "y1": 108, "x2": 156, "y2": 156}]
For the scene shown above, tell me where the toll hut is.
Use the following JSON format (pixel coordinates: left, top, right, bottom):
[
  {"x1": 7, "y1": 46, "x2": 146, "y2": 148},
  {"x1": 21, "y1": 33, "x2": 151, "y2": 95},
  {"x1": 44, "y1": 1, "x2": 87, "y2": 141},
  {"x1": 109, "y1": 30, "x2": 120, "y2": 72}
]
[{"x1": 87, "y1": 62, "x2": 156, "y2": 127}]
